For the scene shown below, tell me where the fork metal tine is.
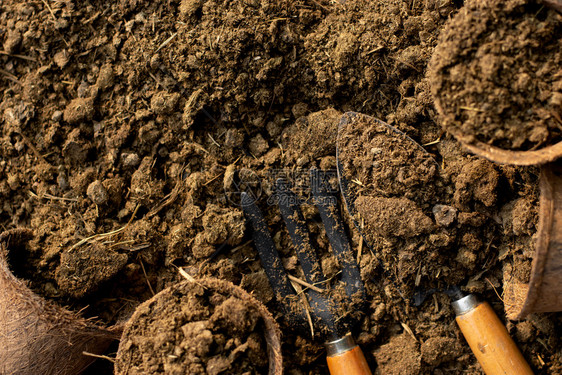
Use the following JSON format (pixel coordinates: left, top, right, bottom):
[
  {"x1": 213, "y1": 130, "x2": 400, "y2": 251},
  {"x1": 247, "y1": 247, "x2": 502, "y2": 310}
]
[
  {"x1": 241, "y1": 192, "x2": 295, "y2": 299},
  {"x1": 311, "y1": 169, "x2": 365, "y2": 299},
  {"x1": 276, "y1": 179, "x2": 326, "y2": 285}
]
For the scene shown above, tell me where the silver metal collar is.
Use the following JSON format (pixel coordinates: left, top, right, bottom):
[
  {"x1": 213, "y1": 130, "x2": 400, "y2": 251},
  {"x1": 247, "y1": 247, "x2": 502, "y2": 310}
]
[
  {"x1": 451, "y1": 294, "x2": 481, "y2": 316},
  {"x1": 325, "y1": 333, "x2": 357, "y2": 357}
]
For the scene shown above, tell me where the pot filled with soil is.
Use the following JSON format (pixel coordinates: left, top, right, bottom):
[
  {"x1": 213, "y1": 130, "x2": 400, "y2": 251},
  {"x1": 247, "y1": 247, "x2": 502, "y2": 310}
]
[
  {"x1": 114, "y1": 276, "x2": 282, "y2": 375},
  {"x1": 0, "y1": 228, "x2": 120, "y2": 375},
  {"x1": 429, "y1": 0, "x2": 562, "y2": 165}
]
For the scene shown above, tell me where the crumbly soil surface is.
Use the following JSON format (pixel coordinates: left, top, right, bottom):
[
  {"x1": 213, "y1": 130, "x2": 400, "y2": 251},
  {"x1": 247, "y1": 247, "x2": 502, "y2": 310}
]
[
  {"x1": 115, "y1": 279, "x2": 268, "y2": 375},
  {"x1": 1, "y1": 0, "x2": 561, "y2": 374},
  {"x1": 429, "y1": 0, "x2": 562, "y2": 150}
]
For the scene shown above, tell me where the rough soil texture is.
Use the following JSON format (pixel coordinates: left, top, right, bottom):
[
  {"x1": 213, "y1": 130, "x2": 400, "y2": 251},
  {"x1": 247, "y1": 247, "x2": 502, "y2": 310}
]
[
  {"x1": 1, "y1": 0, "x2": 561, "y2": 374},
  {"x1": 115, "y1": 279, "x2": 269, "y2": 375},
  {"x1": 429, "y1": 0, "x2": 562, "y2": 150},
  {"x1": 338, "y1": 113, "x2": 443, "y2": 296},
  {"x1": 337, "y1": 113, "x2": 538, "y2": 300}
]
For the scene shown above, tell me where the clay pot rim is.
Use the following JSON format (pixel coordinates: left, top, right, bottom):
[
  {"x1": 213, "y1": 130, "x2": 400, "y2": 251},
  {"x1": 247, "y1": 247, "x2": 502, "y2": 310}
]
[
  {"x1": 433, "y1": 99, "x2": 562, "y2": 166},
  {"x1": 454, "y1": 136, "x2": 562, "y2": 166}
]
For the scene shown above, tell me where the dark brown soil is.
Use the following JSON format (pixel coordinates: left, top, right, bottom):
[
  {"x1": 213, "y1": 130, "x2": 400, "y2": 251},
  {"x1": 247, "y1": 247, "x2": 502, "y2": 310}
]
[
  {"x1": 115, "y1": 279, "x2": 269, "y2": 375},
  {"x1": 429, "y1": 0, "x2": 562, "y2": 151},
  {"x1": 1, "y1": 0, "x2": 561, "y2": 374},
  {"x1": 337, "y1": 113, "x2": 534, "y2": 298},
  {"x1": 338, "y1": 113, "x2": 440, "y2": 207}
]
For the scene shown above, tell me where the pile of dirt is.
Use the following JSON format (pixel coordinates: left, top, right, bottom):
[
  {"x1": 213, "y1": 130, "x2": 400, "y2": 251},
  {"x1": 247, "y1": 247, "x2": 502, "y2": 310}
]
[
  {"x1": 429, "y1": 0, "x2": 562, "y2": 150},
  {"x1": 337, "y1": 113, "x2": 442, "y2": 295},
  {"x1": 1, "y1": 0, "x2": 561, "y2": 373},
  {"x1": 337, "y1": 112, "x2": 538, "y2": 299},
  {"x1": 115, "y1": 279, "x2": 271, "y2": 375},
  {"x1": 337, "y1": 113, "x2": 440, "y2": 207}
]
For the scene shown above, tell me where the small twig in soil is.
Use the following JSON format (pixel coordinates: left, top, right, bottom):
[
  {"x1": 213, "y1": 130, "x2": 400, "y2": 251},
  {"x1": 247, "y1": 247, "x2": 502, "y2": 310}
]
[
  {"x1": 40, "y1": 0, "x2": 57, "y2": 21},
  {"x1": 459, "y1": 106, "x2": 484, "y2": 113},
  {"x1": 432, "y1": 293, "x2": 439, "y2": 314},
  {"x1": 387, "y1": 55, "x2": 420, "y2": 72},
  {"x1": 149, "y1": 72, "x2": 164, "y2": 88},
  {"x1": 147, "y1": 165, "x2": 187, "y2": 218},
  {"x1": 155, "y1": 32, "x2": 178, "y2": 53},
  {"x1": 485, "y1": 277, "x2": 505, "y2": 303},
  {"x1": 351, "y1": 179, "x2": 363, "y2": 186},
  {"x1": 28, "y1": 190, "x2": 79, "y2": 202},
  {"x1": 178, "y1": 267, "x2": 197, "y2": 283},
  {"x1": 82, "y1": 352, "x2": 115, "y2": 363},
  {"x1": 208, "y1": 133, "x2": 221, "y2": 148},
  {"x1": 287, "y1": 274, "x2": 325, "y2": 293},
  {"x1": 320, "y1": 270, "x2": 342, "y2": 285},
  {"x1": 108, "y1": 239, "x2": 135, "y2": 248},
  {"x1": 423, "y1": 137, "x2": 441, "y2": 146},
  {"x1": 230, "y1": 240, "x2": 253, "y2": 253},
  {"x1": 178, "y1": 266, "x2": 207, "y2": 289},
  {"x1": 0, "y1": 50, "x2": 37, "y2": 62},
  {"x1": 139, "y1": 258, "x2": 155, "y2": 296},
  {"x1": 124, "y1": 242, "x2": 151, "y2": 252},
  {"x1": 83, "y1": 11, "x2": 101, "y2": 24},
  {"x1": 69, "y1": 204, "x2": 140, "y2": 251},
  {"x1": 203, "y1": 171, "x2": 224, "y2": 186},
  {"x1": 0, "y1": 68, "x2": 20, "y2": 84},
  {"x1": 17, "y1": 131, "x2": 55, "y2": 168},
  {"x1": 536, "y1": 353, "x2": 546, "y2": 366},
  {"x1": 268, "y1": 17, "x2": 290, "y2": 23},
  {"x1": 366, "y1": 46, "x2": 385, "y2": 55},
  {"x1": 414, "y1": 263, "x2": 422, "y2": 287},
  {"x1": 277, "y1": 142, "x2": 284, "y2": 158},
  {"x1": 190, "y1": 142, "x2": 210, "y2": 154},
  {"x1": 178, "y1": 267, "x2": 198, "y2": 284},
  {"x1": 401, "y1": 322, "x2": 417, "y2": 341},
  {"x1": 357, "y1": 218, "x2": 364, "y2": 263},
  {"x1": 537, "y1": 339, "x2": 549, "y2": 352},
  {"x1": 289, "y1": 279, "x2": 315, "y2": 337}
]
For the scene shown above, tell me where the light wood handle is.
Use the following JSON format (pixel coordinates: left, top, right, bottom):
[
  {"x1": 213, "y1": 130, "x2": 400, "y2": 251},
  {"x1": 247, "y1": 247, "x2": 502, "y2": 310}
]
[
  {"x1": 455, "y1": 301, "x2": 533, "y2": 375},
  {"x1": 327, "y1": 345, "x2": 372, "y2": 375}
]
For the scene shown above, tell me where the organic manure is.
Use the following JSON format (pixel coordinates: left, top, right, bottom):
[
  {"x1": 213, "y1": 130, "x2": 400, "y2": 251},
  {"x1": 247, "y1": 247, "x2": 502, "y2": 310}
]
[{"x1": 1, "y1": 0, "x2": 561, "y2": 373}]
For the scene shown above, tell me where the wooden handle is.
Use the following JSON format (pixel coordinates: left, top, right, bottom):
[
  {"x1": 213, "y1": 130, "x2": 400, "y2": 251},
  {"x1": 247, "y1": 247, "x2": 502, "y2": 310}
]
[
  {"x1": 455, "y1": 301, "x2": 533, "y2": 375},
  {"x1": 327, "y1": 345, "x2": 372, "y2": 375}
]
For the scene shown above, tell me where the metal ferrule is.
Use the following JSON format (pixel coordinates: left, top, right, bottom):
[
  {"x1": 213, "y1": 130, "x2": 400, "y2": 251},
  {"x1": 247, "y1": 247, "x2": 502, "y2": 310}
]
[
  {"x1": 451, "y1": 294, "x2": 482, "y2": 316},
  {"x1": 325, "y1": 333, "x2": 357, "y2": 357}
]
